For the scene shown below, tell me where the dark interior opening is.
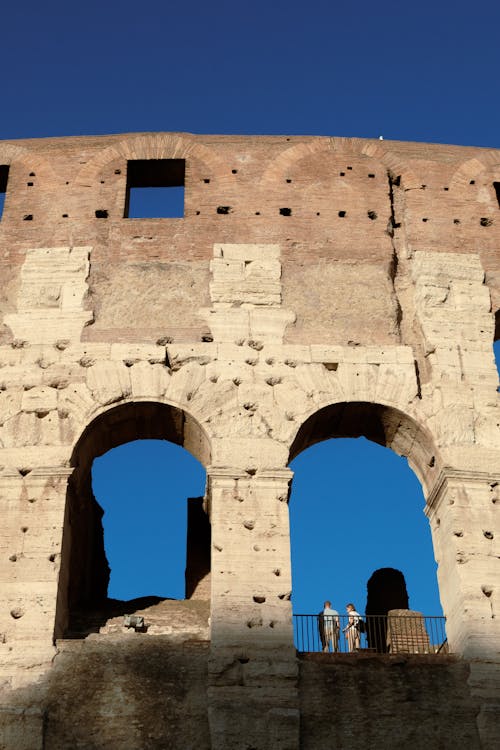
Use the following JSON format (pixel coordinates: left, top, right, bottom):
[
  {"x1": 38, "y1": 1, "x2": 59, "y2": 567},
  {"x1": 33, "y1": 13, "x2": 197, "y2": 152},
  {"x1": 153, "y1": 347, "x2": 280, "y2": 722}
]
[
  {"x1": 493, "y1": 182, "x2": 500, "y2": 208},
  {"x1": 365, "y1": 567, "x2": 409, "y2": 652},
  {"x1": 0, "y1": 165, "x2": 9, "y2": 220},
  {"x1": 124, "y1": 159, "x2": 185, "y2": 218}
]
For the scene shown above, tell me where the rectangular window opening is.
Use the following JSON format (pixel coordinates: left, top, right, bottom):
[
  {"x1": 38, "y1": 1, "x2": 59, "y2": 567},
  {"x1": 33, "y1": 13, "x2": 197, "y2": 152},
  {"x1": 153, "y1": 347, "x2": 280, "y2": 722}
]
[
  {"x1": 124, "y1": 159, "x2": 185, "y2": 218},
  {"x1": 0, "y1": 165, "x2": 9, "y2": 221}
]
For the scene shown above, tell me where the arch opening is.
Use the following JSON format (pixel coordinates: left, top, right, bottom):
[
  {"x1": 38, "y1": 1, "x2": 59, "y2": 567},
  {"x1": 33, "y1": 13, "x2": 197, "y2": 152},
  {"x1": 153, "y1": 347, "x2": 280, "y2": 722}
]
[
  {"x1": 288, "y1": 402, "x2": 445, "y2": 654},
  {"x1": 289, "y1": 401, "x2": 438, "y2": 493},
  {"x1": 494, "y1": 311, "x2": 499, "y2": 390},
  {"x1": 56, "y1": 401, "x2": 211, "y2": 639}
]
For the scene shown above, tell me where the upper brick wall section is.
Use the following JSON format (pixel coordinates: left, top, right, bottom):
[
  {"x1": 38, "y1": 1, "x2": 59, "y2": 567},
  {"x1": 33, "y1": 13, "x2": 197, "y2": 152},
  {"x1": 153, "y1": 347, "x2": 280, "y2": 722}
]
[{"x1": 0, "y1": 132, "x2": 499, "y2": 345}]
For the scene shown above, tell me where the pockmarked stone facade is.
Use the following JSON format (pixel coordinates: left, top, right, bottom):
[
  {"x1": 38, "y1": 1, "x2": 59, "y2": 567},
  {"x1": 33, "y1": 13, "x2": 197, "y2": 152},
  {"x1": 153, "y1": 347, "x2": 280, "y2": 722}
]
[{"x1": 0, "y1": 132, "x2": 498, "y2": 749}]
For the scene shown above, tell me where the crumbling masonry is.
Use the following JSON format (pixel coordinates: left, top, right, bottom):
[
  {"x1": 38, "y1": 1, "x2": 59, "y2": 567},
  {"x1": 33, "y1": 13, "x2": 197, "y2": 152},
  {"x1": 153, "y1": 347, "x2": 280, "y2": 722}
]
[{"x1": 0, "y1": 132, "x2": 499, "y2": 749}]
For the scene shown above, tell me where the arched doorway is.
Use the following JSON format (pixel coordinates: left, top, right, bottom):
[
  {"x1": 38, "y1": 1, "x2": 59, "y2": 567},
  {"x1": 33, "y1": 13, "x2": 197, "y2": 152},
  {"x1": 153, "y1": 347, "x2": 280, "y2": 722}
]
[
  {"x1": 288, "y1": 402, "x2": 445, "y2": 653},
  {"x1": 55, "y1": 401, "x2": 211, "y2": 639}
]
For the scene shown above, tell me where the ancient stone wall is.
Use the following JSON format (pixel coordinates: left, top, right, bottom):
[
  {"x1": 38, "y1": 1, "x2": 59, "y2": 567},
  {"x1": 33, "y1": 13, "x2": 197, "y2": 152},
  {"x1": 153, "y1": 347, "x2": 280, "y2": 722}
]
[{"x1": 0, "y1": 132, "x2": 499, "y2": 749}]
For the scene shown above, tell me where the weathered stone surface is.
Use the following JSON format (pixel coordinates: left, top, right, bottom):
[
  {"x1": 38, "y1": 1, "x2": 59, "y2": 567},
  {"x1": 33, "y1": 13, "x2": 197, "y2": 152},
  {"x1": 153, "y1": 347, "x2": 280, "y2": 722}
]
[
  {"x1": 299, "y1": 654, "x2": 482, "y2": 750},
  {"x1": 0, "y1": 132, "x2": 499, "y2": 749}
]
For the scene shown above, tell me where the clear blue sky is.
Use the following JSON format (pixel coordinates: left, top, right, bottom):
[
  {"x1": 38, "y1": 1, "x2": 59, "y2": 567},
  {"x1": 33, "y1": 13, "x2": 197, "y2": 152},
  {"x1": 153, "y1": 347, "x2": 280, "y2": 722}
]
[{"x1": 3, "y1": 0, "x2": 500, "y2": 616}]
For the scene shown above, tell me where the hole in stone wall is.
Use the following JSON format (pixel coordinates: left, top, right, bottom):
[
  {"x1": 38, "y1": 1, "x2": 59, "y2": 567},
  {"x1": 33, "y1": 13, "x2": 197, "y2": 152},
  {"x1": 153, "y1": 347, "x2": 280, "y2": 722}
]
[
  {"x1": 368, "y1": 173, "x2": 375, "y2": 178},
  {"x1": 124, "y1": 159, "x2": 185, "y2": 218},
  {"x1": 338, "y1": 210, "x2": 346, "y2": 217},
  {"x1": 454, "y1": 219, "x2": 460, "y2": 225},
  {"x1": 95, "y1": 210, "x2": 108, "y2": 219},
  {"x1": 469, "y1": 180, "x2": 475, "y2": 185},
  {"x1": 367, "y1": 210, "x2": 377, "y2": 220},
  {"x1": 493, "y1": 182, "x2": 500, "y2": 208},
  {"x1": 280, "y1": 207, "x2": 292, "y2": 216},
  {"x1": 27, "y1": 182, "x2": 33, "y2": 187},
  {"x1": 232, "y1": 169, "x2": 238, "y2": 174},
  {"x1": 203, "y1": 178, "x2": 210, "y2": 183},
  {"x1": 23, "y1": 214, "x2": 33, "y2": 221},
  {"x1": 0, "y1": 165, "x2": 9, "y2": 220},
  {"x1": 480, "y1": 217, "x2": 493, "y2": 227},
  {"x1": 217, "y1": 206, "x2": 232, "y2": 214}
]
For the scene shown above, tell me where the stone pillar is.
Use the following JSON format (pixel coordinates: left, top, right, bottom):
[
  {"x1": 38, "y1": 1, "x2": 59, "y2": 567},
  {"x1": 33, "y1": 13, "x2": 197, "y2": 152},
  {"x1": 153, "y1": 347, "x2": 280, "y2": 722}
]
[
  {"x1": 426, "y1": 469, "x2": 500, "y2": 747},
  {"x1": 206, "y1": 468, "x2": 299, "y2": 750},
  {"x1": 0, "y1": 467, "x2": 71, "y2": 690},
  {"x1": 426, "y1": 470, "x2": 499, "y2": 658}
]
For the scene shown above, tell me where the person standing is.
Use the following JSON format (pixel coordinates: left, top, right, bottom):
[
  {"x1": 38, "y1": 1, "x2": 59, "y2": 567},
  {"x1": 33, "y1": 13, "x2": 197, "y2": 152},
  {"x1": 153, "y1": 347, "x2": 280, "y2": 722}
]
[
  {"x1": 319, "y1": 600, "x2": 340, "y2": 652},
  {"x1": 343, "y1": 603, "x2": 361, "y2": 652}
]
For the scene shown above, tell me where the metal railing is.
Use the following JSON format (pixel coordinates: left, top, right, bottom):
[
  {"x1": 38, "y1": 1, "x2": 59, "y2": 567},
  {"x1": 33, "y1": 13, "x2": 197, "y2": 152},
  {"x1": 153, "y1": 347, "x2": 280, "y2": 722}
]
[{"x1": 293, "y1": 613, "x2": 448, "y2": 654}]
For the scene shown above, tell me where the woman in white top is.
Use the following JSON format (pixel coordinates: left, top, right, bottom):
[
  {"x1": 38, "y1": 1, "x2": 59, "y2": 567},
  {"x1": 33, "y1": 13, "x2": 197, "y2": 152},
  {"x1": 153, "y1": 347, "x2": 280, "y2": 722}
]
[{"x1": 343, "y1": 603, "x2": 361, "y2": 652}]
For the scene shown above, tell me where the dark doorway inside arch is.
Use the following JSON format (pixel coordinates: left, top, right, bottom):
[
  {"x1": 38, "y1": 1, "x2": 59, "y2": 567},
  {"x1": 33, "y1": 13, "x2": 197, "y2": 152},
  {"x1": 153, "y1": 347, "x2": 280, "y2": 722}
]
[
  {"x1": 56, "y1": 402, "x2": 210, "y2": 639},
  {"x1": 365, "y1": 567, "x2": 409, "y2": 652}
]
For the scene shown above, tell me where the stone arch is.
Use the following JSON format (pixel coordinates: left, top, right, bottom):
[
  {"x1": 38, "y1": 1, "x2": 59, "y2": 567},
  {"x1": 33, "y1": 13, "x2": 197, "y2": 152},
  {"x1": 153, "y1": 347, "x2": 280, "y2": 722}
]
[
  {"x1": 75, "y1": 132, "x2": 229, "y2": 186},
  {"x1": 450, "y1": 150, "x2": 500, "y2": 190},
  {"x1": 0, "y1": 142, "x2": 57, "y2": 181},
  {"x1": 260, "y1": 136, "x2": 420, "y2": 188},
  {"x1": 286, "y1": 400, "x2": 445, "y2": 637},
  {"x1": 288, "y1": 400, "x2": 440, "y2": 496},
  {"x1": 70, "y1": 397, "x2": 211, "y2": 477},
  {"x1": 55, "y1": 399, "x2": 211, "y2": 638}
]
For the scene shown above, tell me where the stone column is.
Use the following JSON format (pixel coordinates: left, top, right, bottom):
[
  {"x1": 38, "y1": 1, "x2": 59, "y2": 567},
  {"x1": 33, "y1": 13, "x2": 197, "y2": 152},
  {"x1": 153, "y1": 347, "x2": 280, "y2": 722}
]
[
  {"x1": 426, "y1": 469, "x2": 499, "y2": 658},
  {"x1": 0, "y1": 467, "x2": 71, "y2": 690},
  {"x1": 426, "y1": 469, "x2": 500, "y2": 747},
  {"x1": 207, "y1": 467, "x2": 299, "y2": 750}
]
